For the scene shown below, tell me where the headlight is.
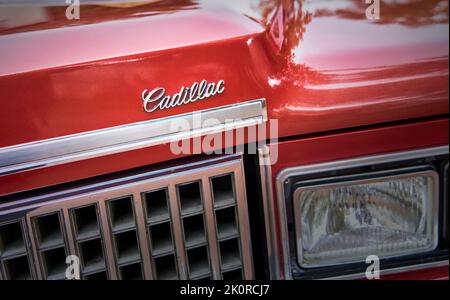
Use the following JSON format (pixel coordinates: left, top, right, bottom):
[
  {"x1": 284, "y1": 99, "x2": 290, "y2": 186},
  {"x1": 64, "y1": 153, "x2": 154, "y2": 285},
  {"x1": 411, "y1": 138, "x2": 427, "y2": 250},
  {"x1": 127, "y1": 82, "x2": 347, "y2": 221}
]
[{"x1": 293, "y1": 168, "x2": 439, "y2": 268}]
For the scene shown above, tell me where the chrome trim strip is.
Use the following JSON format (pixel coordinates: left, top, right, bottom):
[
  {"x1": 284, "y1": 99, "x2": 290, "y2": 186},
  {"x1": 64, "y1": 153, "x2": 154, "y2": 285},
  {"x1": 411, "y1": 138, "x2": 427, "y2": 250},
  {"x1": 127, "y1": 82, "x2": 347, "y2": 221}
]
[
  {"x1": 323, "y1": 260, "x2": 449, "y2": 280},
  {"x1": 258, "y1": 146, "x2": 284, "y2": 279},
  {"x1": 275, "y1": 146, "x2": 449, "y2": 279},
  {"x1": 0, "y1": 99, "x2": 267, "y2": 176},
  {"x1": 293, "y1": 168, "x2": 440, "y2": 268}
]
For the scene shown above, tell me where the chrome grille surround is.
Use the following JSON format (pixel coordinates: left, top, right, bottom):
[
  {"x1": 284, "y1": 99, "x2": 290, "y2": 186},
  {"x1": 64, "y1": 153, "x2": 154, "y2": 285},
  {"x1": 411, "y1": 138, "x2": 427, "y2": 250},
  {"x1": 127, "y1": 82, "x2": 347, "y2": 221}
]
[{"x1": 0, "y1": 155, "x2": 254, "y2": 280}]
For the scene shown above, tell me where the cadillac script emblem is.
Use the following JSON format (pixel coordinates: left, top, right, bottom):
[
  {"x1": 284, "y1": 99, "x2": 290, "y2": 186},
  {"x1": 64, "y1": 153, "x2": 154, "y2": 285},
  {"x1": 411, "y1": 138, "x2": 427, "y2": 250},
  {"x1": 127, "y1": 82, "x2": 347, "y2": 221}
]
[{"x1": 142, "y1": 80, "x2": 225, "y2": 113}]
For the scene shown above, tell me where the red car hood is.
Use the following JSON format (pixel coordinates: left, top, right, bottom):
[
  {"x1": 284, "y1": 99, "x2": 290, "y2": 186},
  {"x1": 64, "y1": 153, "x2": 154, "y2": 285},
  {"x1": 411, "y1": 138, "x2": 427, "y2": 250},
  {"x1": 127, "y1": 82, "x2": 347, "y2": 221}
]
[
  {"x1": 0, "y1": 0, "x2": 448, "y2": 147},
  {"x1": 0, "y1": 0, "x2": 448, "y2": 195}
]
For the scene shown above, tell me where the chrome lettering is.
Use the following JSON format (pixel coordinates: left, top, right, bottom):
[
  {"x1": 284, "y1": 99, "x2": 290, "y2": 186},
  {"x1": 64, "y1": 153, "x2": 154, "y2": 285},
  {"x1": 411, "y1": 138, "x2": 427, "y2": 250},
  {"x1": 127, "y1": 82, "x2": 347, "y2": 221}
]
[{"x1": 142, "y1": 80, "x2": 225, "y2": 113}]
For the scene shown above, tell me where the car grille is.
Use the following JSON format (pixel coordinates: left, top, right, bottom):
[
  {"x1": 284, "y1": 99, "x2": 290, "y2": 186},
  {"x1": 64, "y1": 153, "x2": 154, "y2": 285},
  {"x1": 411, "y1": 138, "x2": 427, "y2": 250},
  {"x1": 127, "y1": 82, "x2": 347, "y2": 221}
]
[{"x1": 0, "y1": 155, "x2": 253, "y2": 280}]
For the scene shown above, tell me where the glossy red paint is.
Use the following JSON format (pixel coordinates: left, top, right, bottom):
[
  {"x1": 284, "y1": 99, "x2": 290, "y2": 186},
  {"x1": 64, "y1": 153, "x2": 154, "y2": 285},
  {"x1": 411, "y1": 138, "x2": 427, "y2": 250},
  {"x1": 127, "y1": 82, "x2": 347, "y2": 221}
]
[
  {"x1": 270, "y1": 118, "x2": 449, "y2": 178},
  {"x1": 0, "y1": 1, "x2": 448, "y2": 195},
  {"x1": 268, "y1": 118, "x2": 449, "y2": 279},
  {"x1": 380, "y1": 266, "x2": 449, "y2": 280}
]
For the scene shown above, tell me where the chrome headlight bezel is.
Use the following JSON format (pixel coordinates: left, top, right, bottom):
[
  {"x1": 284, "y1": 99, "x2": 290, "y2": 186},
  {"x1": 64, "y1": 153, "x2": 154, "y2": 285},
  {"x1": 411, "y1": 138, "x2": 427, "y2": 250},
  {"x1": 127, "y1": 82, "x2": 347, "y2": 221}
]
[
  {"x1": 443, "y1": 162, "x2": 449, "y2": 244},
  {"x1": 293, "y1": 167, "x2": 440, "y2": 269},
  {"x1": 274, "y1": 146, "x2": 449, "y2": 280}
]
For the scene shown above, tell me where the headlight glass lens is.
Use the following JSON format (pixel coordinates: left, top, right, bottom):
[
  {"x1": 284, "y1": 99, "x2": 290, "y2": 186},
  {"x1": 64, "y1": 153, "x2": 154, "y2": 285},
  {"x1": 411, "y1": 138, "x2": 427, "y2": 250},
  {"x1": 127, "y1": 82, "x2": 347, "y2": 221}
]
[{"x1": 294, "y1": 171, "x2": 438, "y2": 268}]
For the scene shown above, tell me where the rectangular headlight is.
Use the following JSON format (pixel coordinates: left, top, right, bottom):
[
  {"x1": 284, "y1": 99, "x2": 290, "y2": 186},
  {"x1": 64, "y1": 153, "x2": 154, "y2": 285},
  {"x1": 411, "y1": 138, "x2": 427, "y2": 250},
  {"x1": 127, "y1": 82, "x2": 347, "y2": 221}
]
[{"x1": 294, "y1": 168, "x2": 439, "y2": 268}]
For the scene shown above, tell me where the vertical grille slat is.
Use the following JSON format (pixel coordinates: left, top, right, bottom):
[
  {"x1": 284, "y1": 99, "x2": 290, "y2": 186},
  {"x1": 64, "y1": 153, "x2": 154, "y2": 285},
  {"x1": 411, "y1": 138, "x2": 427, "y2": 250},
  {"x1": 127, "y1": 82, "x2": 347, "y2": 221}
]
[
  {"x1": 201, "y1": 178, "x2": 222, "y2": 279},
  {"x1": 167, "y1": 184, "x2": 189, "y2": 279},
  {"x1": 0, "y1": 156, "x2": 254, "y2": 280}
]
